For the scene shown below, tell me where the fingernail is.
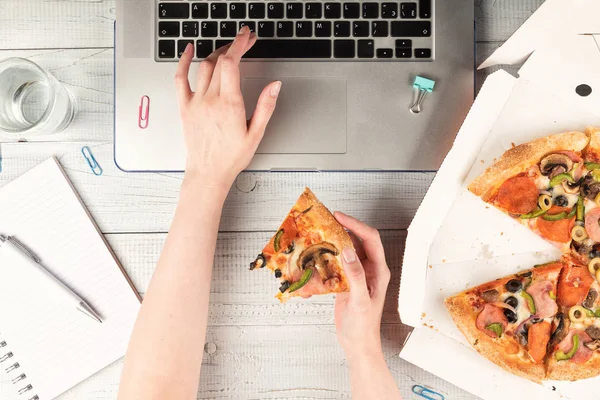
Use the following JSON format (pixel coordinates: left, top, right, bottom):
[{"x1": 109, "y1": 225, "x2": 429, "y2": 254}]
[
  {"x1": 270, "y1": 81, "x2": 282, "y2": 97},
  {"x1": 342, "y1": 247, "x2": 357, "y2": 264},
  {"x1": 185, "y1": 43, "x2": 193, "y2": 54},
  {"x1": 238, "y1": 25, "x2": 248, "y2": 35}
]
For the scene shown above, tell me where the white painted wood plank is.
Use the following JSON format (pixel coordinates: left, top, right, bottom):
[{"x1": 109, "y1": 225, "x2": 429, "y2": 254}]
[
  {"x1": 0, "y1": 142, "x2": 435, "y2": 232},
  {"x1": 0, "y1": 0, "x2": 544, "y2": 51},
  {"x1": 1, "y1": 325, "x2": 477, "y2": 400},
  {"x1": 0, "y1": 48, "x2": 113, "y2": 143}
]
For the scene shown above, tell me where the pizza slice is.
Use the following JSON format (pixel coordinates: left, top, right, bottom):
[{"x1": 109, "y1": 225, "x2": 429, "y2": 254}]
[
  {"x1": 445, "y1": 262, "x2": 563, "y2": 382},
  {"x1": 249, "y1": 188, "x2": 353, "y2": 302},
  {"x1": 468, "y1": 130, "x2": 600, "y2": 259}
]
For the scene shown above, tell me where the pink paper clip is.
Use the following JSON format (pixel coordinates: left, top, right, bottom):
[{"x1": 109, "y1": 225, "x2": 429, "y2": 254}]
[
  {"x1": 138, "y1": 95, "x2": 150, "y2": 129},
  {"x1": 412, "y1": 385, "x2": 444, "y2": 400}
]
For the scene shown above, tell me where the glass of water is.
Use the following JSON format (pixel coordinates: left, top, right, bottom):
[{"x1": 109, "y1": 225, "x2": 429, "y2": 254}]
[{"x1": 0, "y1": 58, "x2": 75, "y2": 138}]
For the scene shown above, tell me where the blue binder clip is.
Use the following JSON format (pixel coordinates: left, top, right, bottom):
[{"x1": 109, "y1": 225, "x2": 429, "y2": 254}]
[
  {"x1": 412, "y1": 385, "x2": 445, "y2": 400},
  {"x1": 410, "y1": 76, "x2": 436, "y2": 114},
  {"x1": 81, "y1": 146, "x2": 103, "y2": 176}
]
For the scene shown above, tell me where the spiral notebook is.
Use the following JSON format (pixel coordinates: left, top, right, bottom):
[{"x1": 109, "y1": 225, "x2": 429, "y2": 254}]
[{"x1": 0, "y1": 158, "x2": 141, "y2": 400}]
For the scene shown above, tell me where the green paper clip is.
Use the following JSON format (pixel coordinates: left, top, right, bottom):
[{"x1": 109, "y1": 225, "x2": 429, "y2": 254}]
[
  {"x1": 411, "y1": 76, "x2": 436, "y2": 114},
  {"x1": 412, "y1": 385, "x2": 445, "y2": 400}
]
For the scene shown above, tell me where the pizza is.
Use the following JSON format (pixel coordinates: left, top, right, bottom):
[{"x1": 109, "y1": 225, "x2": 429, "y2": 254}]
[
  {"x1": 469, "y1": 128, "x2": 600, "y2": 263},
  {"x1": 445, "y1": 127, "x2": 600, "y2": 382},
  {"x1": 445, "y1": 262, "x2": 562, "y2": 382},
  {"x1": 249, "y1": 188, "x2": 353, "y2": 302}
]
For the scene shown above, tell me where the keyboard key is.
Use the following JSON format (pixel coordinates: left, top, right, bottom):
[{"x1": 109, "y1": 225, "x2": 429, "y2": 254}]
[
  {"x1": 286, "y1": 3, "x2": 303, "y2": 19},
  {"x1": 222, "y1": 39, "x2": 332, "y2": 58},
  {"x1": 372, "y1": 21, "x2": 388, "y2": 37},
  {"x1": 315, "y1": 21, "x2": 332, "y2": 37},
  {"x1": 239, "y1": 21, "x2": 256, "y2": 33},
  {"x1": 415, "y1": 48, "x2": 432, "y2": 58},
  {"x1": 357, "y1": 39, "x2": 374, "y2": 58},
  {"x1": 324, "y1": 3, "x2": 341, "y2": 18},
  {"x1": 353, "y1": 21, "x2": 369, "y2": 37},
  {"x1": 396, "y1": 48, "x2": 411, "y2": 58},
  {"x1": 419, "y1": 0, "x2": 431, "y2": 18},
  {"x1": 192, "y1": 3, "x2": 208, "y2": 19},
  {"x1": 182, "y1": 21, "x2": 199, "y2": 37},
  {"x1": 396, "y1": 39, "x2": 412, "y2": 48},
  {"x1": 177, "y1": 40, "x2": 194, "y2": 58},
  {"x1": 158, "y1": 3, "x2": 189, "y2": 19},
  {"x1": 211, "y1": 3, "x2": 227, "y2": 19},
  {"x1": 201, "y1": 21, "x2": 218, "y2": 37},
  {"x1": 158, "y1": 40, "x2": 176, "y2": 58},
  {"x1": 381, "y1": 3, "x2": 398, "y2": 18},
  {"x1": 334, "y1": 21, "x2": 350, "y2": 37},
  {"x1": 158, "y1": 22, "x2": 179, "y2": 37},
  {"x1": 334, "y1": 40, "x2": 355, "y2": 58},
  {"x1": 377, "y1": 48, "x2": 393, "y2": 58},
  {"x1": 391, "y1": 21, "x2": 431, "y2": 36},
  {"x1": 268, "y1": 3, "x2": 284, "y2": 18},
  {"x1": 305, "y1": 3, "x2": 322, "y2": 19},
  {"x1": 249, "y1": 3, "x2": 265, "y2": 18},
  {"x1": 400, "y1": 3, "x2": 417, "y2": 19},
  {"x1": 258, "y1": 21, "x2": 275, "y2": 37},
  {"x1": 296, "y1": 21, "x2": 313, "y2": 37},
  {"x1": 277, "y1": 21, "x2": 294, "y2": 37},
  {"x1": 362, "y1": 3, "x2": 379, "y2": 18},
  {"x1": 343, "y1": 3, "x2": 360, "y2": 18},
  {"x1": 220, "y1": 21, "x2": 237, "y2": 37},
  {"x1": 229, "y1": 2, "x2": 246, "y2": 19},
  {"x1": 216, "y1": 40, "x2": 233, "y2": 51},
  {"x1": 196, "y1": 40, "x2": 214, "y2": 58}
]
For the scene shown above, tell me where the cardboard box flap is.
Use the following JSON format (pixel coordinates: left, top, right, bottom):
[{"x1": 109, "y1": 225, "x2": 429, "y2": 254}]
[{"x1": 479, "y1": 0, "x2": 600, "y2": 69}]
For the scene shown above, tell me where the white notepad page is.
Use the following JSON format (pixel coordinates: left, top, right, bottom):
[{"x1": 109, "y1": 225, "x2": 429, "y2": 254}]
[{"x1": 0, "y1": 158, "x2": 141, "y2": 400}]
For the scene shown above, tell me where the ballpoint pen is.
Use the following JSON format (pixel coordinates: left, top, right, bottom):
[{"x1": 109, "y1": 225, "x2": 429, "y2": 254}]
[{"x1": 0, "y1": 235, "x2": 103, "y2": 323}]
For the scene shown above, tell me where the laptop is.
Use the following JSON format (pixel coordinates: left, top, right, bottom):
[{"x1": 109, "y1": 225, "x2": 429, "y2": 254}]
[{"x1": 115, "y1": 1, "x2": 474, "y2": 172}]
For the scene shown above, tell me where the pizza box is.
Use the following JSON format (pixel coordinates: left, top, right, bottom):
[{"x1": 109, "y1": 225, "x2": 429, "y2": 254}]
[{"x1": 398, "y1": 0, "x2": 600, "y2": 398}]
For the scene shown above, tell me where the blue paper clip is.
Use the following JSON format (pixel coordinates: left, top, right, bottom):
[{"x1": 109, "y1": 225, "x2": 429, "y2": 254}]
[
  {"x1": 412, "y1": 385, "x2": 444, "y2": 400},
  {"x1": 410, "y1": 76, "x2": 436, "y2": 114},
  {"x1": 81, "y1": 146, "x2": 103, "y2": 176}
]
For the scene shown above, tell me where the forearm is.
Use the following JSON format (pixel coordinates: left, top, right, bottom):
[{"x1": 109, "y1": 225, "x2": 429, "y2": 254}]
[
  {"x1": 348, "y1": 352, "x2": 402, "y2": 400},
  {"x1": 118, "y1": 179, "x2": 228, "y2": 400}
]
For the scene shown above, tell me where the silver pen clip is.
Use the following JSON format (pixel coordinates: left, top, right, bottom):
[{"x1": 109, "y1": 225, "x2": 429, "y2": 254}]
[{"x1": 2, "y1": 236, "x2": 40, "y2": 263}]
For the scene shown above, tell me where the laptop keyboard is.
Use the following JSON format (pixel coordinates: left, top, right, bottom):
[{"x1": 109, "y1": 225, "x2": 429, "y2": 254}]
[{"x1": 156, "y1": 1, "x2": 434, "y2": 61}]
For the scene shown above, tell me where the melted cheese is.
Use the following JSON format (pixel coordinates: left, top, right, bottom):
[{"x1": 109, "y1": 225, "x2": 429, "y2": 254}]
[
  {"x1": 585, "y1": 198, "x2": 598, "y2": 215},
  {"x1": 551, "y1": 185, "x2": 579, "y2": 208},
  {"x1": 534, "y1": 174, "x2": 550, "y2": 190}
]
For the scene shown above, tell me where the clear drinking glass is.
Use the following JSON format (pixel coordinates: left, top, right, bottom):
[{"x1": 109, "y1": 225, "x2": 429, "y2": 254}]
[{"x1": 0, "y1": 58, "x2": 75, "y2": 138}]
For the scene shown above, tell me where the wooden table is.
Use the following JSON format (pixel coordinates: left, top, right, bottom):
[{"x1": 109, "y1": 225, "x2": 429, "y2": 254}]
[{"x1": 0, "y1": 1, "x2": 544, "y2": 398}]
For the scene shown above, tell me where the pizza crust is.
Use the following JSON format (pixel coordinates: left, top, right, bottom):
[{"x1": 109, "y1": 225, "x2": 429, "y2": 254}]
[
  {"x1": 468, "y1": 131, "x2": 589, "y2": 202},
  {"x1": 546, "y1": 354, "x2": 600, "y2": 381},
  {"x1": 584, "y1": 126, "x2": 600, "y2": 163}
]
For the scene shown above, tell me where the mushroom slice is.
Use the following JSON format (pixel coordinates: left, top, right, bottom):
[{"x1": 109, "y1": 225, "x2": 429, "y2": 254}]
[
  {"x1": 586, "y1": 326, "x2": 600, "y2": 340},
  {"x1": 297, "y1": 242, "x2": 340, "y2": 281},
  {"x1": 540, "y1": 153, "x2": 573, "y2": 176},
  {"x1": 562, "y1": 178, "x2": 582, "y2": 194},
  {"x1": 584, "y1": 340, "x2": 600, "y2": 351}
]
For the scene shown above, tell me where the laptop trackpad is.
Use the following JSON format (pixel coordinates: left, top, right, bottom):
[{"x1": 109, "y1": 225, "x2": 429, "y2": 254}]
[{"x1": 242, "y1": 77, "x2": 347, "y2": 154}]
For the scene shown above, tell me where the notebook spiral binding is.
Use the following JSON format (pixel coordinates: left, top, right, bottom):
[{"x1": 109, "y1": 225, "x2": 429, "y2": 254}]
[{"x1": 0, "y1": 335, "x2": 38, "y2": 400}]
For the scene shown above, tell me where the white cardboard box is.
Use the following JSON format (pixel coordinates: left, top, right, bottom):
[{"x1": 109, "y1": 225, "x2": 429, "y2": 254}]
[{"x1": 398, "y1": 0, "x2": 600, "y2": 398}]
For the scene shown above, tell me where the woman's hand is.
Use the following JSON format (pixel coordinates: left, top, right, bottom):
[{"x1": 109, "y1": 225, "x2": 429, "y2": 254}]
[
  {"x1": 333, "y1": 212, "x2": 391, "y2": 362},
  {"x1": 175, "y1": 26, "x2": 281, "y2": 191}
]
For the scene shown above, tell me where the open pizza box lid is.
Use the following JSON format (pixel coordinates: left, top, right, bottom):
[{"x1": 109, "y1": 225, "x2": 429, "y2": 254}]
[{"x1": 398, "y1": 1, "x2": 600, "y2": 398}]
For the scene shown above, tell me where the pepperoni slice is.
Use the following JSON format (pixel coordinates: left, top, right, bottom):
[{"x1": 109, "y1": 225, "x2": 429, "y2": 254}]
[
  {"x1": 557, "y1": 262, "x2": 594, "y2": 307},
  {"x1": 537, "y1": 206, "x2": 575, "y2": 243},
  {"x1": 528, "y1": 321, "x2": 551, "y2": 364},
  {"x1": 495, "y1": 176, "x2": 539, "y2": 214}
]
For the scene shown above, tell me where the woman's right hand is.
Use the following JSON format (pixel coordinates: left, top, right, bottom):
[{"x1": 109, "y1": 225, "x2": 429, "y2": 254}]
[{"x1": 333, "y1": 212, "x2": 391, "y2": 362}]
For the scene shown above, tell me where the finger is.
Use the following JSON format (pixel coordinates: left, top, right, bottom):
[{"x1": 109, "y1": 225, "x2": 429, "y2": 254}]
[
  {"x1": 226, "y1": 26, "x2": 252, "y2": 62},
  {"x1": 347, "y1": 231, "x2": 367, "y2": 260},
  {"x1": 174, "y1": 43, "x2": 194, "y2": 106},
  {"x1": 248, "y1": 81, "x2": 281, "y2": 141},
  {"x1": 207, "y1": 27, "x2": 252, "y2": 96},
  {"x1": 196, "y1": 42, "x2": 232, "y2": 95},
  {"x1": 334, "y1": 212, "x2": 386, "y2": 265},
  {"x1": 341, "y1": 247, "x2": 370, "y2": 304}
]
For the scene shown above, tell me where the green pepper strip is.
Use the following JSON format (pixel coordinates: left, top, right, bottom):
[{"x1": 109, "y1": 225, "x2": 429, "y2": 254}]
[
  {"x1": 556, "y1": 335, "x2": 580, "y2": 361},
  {"x1": 549, "y1": 290, "x2": 557, "y2": 300},
  {"x1": 274, "y1": 229, "x2": 284, "y2": 252},
  {"x1": 520, "y1": 291, "x2": 536, "y2": 314},
  {"x1": 542, "y1": 211, "x2": 569, "y2": 221},
  {"x1": 549, "y1": 173, "x2": 575, "y2": 187},
  {"x1": 534, "y1": 261, "x2": 559, "y2": 268},
  {"x1": 288, "y1": 268, "x2": 313, "y2": 293},
  {"x1": 585, "y1": 308, "x2": 595, "y2": 317},
  {"x1": 595, "y1": 308, "x2": 600, "y2": 318},
  {"x1": 485, "y1": 323, "x2": 503, "y2": 338},
  {"x1": 585, "y1": 162, "x2": 600, "y2": 170},
  {"x1": 520, "y1": 208, "x2": 547, "y2": 219},
  {"x1": 568, "y1": 206, "x2": 577, "y2": 218},
  {"x1": 577, "y1": 196, "x2": 585, "y2": 222}
]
